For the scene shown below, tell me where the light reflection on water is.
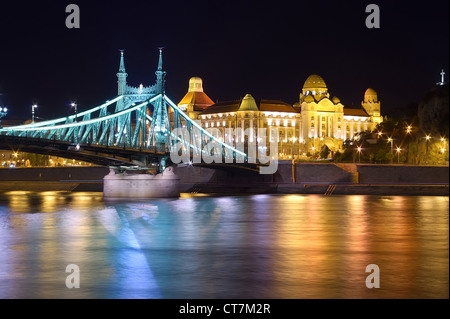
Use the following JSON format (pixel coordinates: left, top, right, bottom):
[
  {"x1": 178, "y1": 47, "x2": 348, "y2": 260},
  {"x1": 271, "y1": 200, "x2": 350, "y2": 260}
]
[{"x1": 0, "y1": 192, "x2": 448, "y2": 299}]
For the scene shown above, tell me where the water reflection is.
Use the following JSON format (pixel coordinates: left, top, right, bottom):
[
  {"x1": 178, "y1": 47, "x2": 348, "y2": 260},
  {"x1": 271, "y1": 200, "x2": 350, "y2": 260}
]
[{"x1": 0, "y1": 192, "x2": 448, "y2": 299}]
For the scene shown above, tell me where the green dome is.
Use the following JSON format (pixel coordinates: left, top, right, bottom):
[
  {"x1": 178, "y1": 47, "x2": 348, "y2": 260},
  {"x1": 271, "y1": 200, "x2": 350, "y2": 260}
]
[{"x1": 239, "y1": 94, "x2": 259, "y2": 111}]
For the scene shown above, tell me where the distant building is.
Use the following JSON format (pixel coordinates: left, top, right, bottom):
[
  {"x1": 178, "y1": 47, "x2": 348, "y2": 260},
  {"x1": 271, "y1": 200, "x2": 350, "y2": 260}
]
[{"x1": 176, "y1": 75, "x2": 383, "y2": 159}]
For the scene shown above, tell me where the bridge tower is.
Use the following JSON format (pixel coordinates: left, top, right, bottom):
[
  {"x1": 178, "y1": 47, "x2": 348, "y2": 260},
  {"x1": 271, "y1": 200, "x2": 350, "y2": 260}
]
[
  {"x1": 155, "y1": 48, "x2": 166, "y2": 95},
  {"x1": 116, "y1": 50, "x2": 128, "y2": 112},
  {"x1": 150, "y1": 48, "x2": 170, "y2": 162}
]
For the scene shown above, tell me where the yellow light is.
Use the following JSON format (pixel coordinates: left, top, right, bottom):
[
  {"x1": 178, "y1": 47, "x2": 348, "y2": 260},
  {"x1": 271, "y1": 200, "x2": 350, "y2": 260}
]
[
  {"x1": 357, "y1": 147, "x2": 362, "y2": 152},
  {"x1": 396, "y1": 147, "x2": 401, "y2": 152},
  {"x1": 13, "y1": 153, "x2": 18, "y2": 157},
  {"x1": 441, "y1": 137, "x2": 445, "y2": 142},
  {"x1": 426, "y1": 135, "x2": 431, "y2": 140},
  {"x1": 441, "y1": 148, "x2": 445, "y2": 153}
]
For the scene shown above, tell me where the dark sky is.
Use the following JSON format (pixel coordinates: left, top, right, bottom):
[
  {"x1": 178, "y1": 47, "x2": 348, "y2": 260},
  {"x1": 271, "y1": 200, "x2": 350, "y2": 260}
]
[{"x1": 0, "y1": 0, "x2": 448, "y2": 121}]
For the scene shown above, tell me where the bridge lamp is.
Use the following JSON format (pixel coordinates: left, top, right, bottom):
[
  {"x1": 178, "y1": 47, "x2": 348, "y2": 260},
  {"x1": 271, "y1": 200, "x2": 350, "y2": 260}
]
[
  {"x1": 31, "y1": 104, "x2": 38, "y2": 123},
  {"x1": 71, "y1": 103, "x2": 78, "y2": 121}
]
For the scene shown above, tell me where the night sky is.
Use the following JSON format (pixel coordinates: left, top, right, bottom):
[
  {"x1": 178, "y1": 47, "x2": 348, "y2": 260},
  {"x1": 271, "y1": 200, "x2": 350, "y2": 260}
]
[{"x1": 0, "y1": 0, "x2": 448, "y2": 121}]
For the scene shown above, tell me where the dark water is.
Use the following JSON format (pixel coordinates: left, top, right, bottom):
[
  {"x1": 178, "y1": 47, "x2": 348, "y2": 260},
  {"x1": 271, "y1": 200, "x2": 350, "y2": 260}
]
[{"x1": 0, "y1": 191, "x2": 448, "y2": 299}]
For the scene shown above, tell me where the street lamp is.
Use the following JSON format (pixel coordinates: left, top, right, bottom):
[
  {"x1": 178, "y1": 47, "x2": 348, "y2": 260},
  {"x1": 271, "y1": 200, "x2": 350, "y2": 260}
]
[
  {"x1": 441, "y1": 137, "x2": 447, "y2": 157},
  {"x1": 290, "y1": 137, "x2": 297, "y2": 159},
  {"x1": 396, "y1": 147, "x2": 402, "y2": 164},
  {"x1": 71, "y1": 102, "x2": 78, "y2": 122},
  {"x1": 32, "y1": 104, "x2": 38, "y2": 123},
  {"x1": 406, "y1": 125, "x2": 412, "y2": 134},
  {"x1": 387, "y1": 137, "x2": 393, "y2": 164},
  {"x1": 357, "y1": 146, "x2": 362, "y2": 163},
  {"x1": 425, "y1": 135, "x2": 431, "y2": 164},
  {"x1": 0, "y1": 107, "x2": 7, "y2": 127}
]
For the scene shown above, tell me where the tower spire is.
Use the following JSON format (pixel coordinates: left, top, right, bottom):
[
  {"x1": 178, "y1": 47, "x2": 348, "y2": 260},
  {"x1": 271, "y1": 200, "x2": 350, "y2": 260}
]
[
  {"x1": 157, "y1": 47, "x2": 164, "y2": 71},
  {"x1": 437, "y1": 69, "x2": 446, "y2": 86},
  {"x1": 119, "y1": 50, "x2": 126, "y2": 73},
  {"x1": 155, "y1": 47, "x2": 166, "y2": 94},
  {"x1": 117, "y1": 50, "x2": 128, "y2": 96}
]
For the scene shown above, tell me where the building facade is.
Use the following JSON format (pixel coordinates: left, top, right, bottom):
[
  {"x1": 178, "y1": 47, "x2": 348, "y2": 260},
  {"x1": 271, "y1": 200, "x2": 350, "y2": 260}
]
[{"x1": 177, "y1": 75, "x2": 382, "y2": 159}]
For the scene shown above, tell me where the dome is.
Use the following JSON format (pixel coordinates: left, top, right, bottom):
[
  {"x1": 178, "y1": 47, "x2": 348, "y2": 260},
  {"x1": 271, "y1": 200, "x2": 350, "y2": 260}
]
[
  {"x1": 303, "y1": 74, "x2": 327, "y2": 90},
  {"x1": 364, "y1": 88, "x2": 378, "y2": 102},
  {"x1": 188, "y1": 77, "x2": 204, "y2": 92},
  {"x1": 365, "y1": 88, "x2": 377, "y2": 97},
  {"x1": 238, "y1": 94, "x2": 259, "y2": 111}
]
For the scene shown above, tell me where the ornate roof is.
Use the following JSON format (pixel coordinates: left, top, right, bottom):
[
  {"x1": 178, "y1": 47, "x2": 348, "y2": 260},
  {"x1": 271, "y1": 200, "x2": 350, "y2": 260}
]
[
  {"x1": 344, "y1": 108, "x2": 369, "y2": 117},
  {"x1": 238, "y1": 94, "x2": 259, "y2": 111},
  {"x1": 178, "y1": 91, "x2": 214, "y2": 110},
  {"x1": 303, "y1": 74, "x2": 327, "y2": 90}
]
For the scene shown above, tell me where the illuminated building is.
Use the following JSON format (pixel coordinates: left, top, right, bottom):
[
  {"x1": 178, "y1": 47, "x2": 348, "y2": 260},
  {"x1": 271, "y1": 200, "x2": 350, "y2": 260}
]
[{"x1": 178, "y1": 75, "x2": 383, "y2": 158}]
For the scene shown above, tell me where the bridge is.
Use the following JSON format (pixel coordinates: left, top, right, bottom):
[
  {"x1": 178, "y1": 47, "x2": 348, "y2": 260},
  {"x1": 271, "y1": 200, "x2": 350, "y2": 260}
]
[{"x1": 0, "y1": 49, "x2": 247, "y2": 174}]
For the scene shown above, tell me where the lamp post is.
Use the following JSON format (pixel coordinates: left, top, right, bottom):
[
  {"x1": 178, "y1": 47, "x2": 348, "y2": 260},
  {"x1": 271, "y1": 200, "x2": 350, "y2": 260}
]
[
  {"x1": 291, "y1": 137, "x2": 296, "y2": 159},
  {"x1": 387, "y1": 137, "x2": 393, "y2": 164},
  {"x1": 425, "y1": 135, "x2": 431, "y2": 164},
  {"x1": 71, "y1": 103, "x2": 78, "y2": 122},
  {"x1": 71, "y1": 102, "x2": 78, "y2": 143},
  {"x1": 357, "y1": 146, "x2": 362, "y2": 163},
  {"x1": 32, "y1": 104, "x2": 38, "y2": 123},
  {"x1": 0, "y1": 107, "x2": 7, "y2": 127},
  {"x1": 396, "y1": 147, "x2": 401, "y2": 164}
]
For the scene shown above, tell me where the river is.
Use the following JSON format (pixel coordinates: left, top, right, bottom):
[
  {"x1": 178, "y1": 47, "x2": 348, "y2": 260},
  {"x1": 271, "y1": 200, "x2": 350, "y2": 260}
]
[{"x1": 0, "y1": 191, "x2": 448, "y2": 299}]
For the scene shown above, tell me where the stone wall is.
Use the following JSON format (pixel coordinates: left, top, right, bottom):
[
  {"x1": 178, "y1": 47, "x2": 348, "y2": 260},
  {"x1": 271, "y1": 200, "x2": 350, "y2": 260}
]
[
  {"x1": 0, "y1": 167, "x2": 109, "y2": 181},
  {"x1": 357, "y1": 164, "x2": 449, "y2": 184}
]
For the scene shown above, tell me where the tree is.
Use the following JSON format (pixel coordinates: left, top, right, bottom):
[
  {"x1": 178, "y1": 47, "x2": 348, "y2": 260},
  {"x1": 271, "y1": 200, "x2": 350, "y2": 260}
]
[
  {"x1": 320, "y1": 145, "x2": 331, "y2": 159},
  {"x1": 375, "y1": 149, "x2": 388, "y2": 163}
]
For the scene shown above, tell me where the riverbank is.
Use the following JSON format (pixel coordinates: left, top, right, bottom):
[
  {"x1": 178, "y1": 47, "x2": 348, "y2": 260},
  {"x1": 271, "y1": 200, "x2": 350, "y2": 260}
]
[
  {"x1": 0, "y1": 164, "x2": 448, "y2": 196},
  {"x1": 0, "y1": 181, "x2": 448, "y2": 196}
]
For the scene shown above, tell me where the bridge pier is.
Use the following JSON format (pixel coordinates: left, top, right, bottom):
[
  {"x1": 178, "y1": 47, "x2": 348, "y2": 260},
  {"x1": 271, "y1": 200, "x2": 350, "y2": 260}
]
[{"x1": 103, "y1": 166, "x2": 180, "y2": 198}]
